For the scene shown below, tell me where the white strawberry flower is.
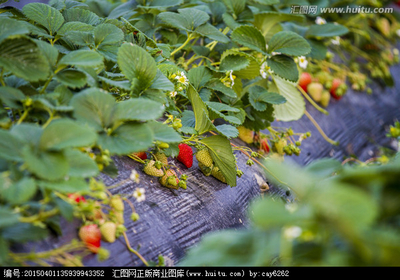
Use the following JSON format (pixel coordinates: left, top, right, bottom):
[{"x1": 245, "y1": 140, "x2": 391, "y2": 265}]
[
  {"x1": 331, "y1": 36, "x2": 340, "y2": 45},
  {"x1": 169, "y1": 91, "x2": 178, "y2": 98},
  {"x1": 397, "y1": 29, "x2": 400, "y2": 37},
  {"x1": 283, "y1": 226, "x2": 302, "y2": 240},
  {"x1": 260, "y1": 61, "x2": 273, "y2": 79},
  {"x1": 315, "y1": 16, "x2": 326, "y2": 25},
  {"x1": 130, "y1": 169, "x2": 140, "y2": 184},
  {"x1": 298, "y1": 56, "x2": 308, "y2": 69},
  {"x1": 175, "y1": 71, "x2": 188, "y2": 86},
  {"x1": 229, "y1": 70, "x2": 235, "y2": 88},
  {"x1": 133, "y1": 187, "x2": 146, "y2": 202}
]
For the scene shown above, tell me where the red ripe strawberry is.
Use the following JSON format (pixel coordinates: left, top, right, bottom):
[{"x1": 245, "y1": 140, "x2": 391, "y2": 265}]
[
  {"x1": 79, "y1": 224, "x2": 101, "y2": 253},
  {"x1": 133, "y1": 151, "x2": 147, "y2": 160},
  {"x1": 330, "y1": 78, "x2": 343, "y2": 100},
  {"x1": 260, "y1": 138, "x2": 270, "y2": 153},
  {"x1": 68, "y1": 193, "x2": 86, "y2": 203},
  {"x1": 299, "y1": 72, "x2": 312, "y2": 92},
  {"x1": 177, "y1": 143, "x2": 193, "y2": 168}
]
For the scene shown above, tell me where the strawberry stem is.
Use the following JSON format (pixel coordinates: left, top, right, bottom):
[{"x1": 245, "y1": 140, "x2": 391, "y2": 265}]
[
  {"x1": 122, "y1": 232, "x2": 149, "y2": 266},
  {"x1": 297, "y1": 85, "x2": 329, "y2": 115},
  {"x1": 304, "y1": 110, "x2": 339, "y2": 146}
]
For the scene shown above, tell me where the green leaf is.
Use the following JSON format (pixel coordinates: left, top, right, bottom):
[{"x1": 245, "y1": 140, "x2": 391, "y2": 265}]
[
  {"x1": 186, "y1": 85, "x2": 215, "y2": 135},
  {"x1": 2, "y1": 178, "x2": 37, "y2": 205},
  {"x1": 117, "y1": 43, "x2": 157, "y2": 93},
  {"x1": 54, "y1": 198, "x2": 74, "y2": 222},
  {"x1": 57, "y1": 21, "x2": 94, "y2": 36},
  {"x1": 0, "y1": 236, "x2": 9, "y2": 265},
  {"x1": 22, "y1": 3, "x2": 64, "y2": 35},
  {"x1": 199, "y1": 135, "x2": 237, "y2": 187},
  {"x1": 187, "y1": 66, "x2": 213, "y2": 91},
  {"x1": 112, "y1": 98, "x2": 164, "y2": 122},
  {"x1": 0, "y1": 17, "x2": 29, "y2": 44},
  {"x1": 39, "y1": 177, "x2": 89, "y2": 193},
  {"x1": 64, "y1": 30, "x2": 95, "y2": 47},
  {"x1": 97, "y1": 123, "x2": 154, "y2": 155},
  {"x1": 270, "y1": 75, "x2": 305, "y2": 121},
  {"x1": 267, "y1": 55, "x2": 299, "y2": 82},
  {"x1": 58, "y1": 50, "x2": 104, "y2": 68},
  {"x1": 305, "y1": 158, "x2": 342, "y2": 178},
  {"x1": 98, "y1": 76, "x2": 131, "y2": 91},
  {"x1": 2, "y1": 223, "x2": 49, "y2": 242},
  {"x1": 249, "y1": 85, "x2": 286, "y2": 111},
  {"x1": 313, "y1": 182, "x2": 378, "y2": 228},
  {"x1": 267, "y1": 31, "x2": 311, "y2": 56},
  {"x1": 93, "y1": 23, "x2": 124, "y2": 47},
  {"x1": 206, "y1": 79, "x2": 237, "y2": 98},
  {"x1": 22, "y1": 146, "x2": 68, "y2": 181},
  {"x1": 306, "y1": 23, "x2": 349, "y2": 38},
  {"x1": 0, "y1": 206, "x2": 20, "y2": 229},
  {"x1": 0, "y1": 86, "x2": 25, "y2": 109},
  {"x1": 39, "y1": 119, "x2": 97, "y2": 151},
  {"x1": 149, "y1": 69, "x2": 175, "y2": 92},
  {"x1": 34, "y1": 39, "x2": 59, "y2": 67},
  {"x1": 10, "y1": 123, "x2": 43, "y2": 147},
  {"x1": 231, "y1": 25, "x2": 267, "y2": 54},
  {"x1": 158, "y1": 12, "x2": 190, "y2": 31},
  {"x1": 219, "y1": 54, "x2": 250, "y2": 72},
  {"x1": 64, "y1": 149, "x2": 99, "y2": 178},
  {"x1": 194, "y1": 23, "x2": 230, "y2": 43},
  {"x1": 254, "y1": 12, "x2": 305, "y2": 40},
  {"x1": 0, "y1": 130, "x2": 24, "y2": 161},
  {"x1": 63, "y1": 7, "x2": 101, "y2": 25},
  {"x1": 250, "y1": 197, "x2": 308, "y2": 227},
  {"x1": 147, "y1": 121, "x2": 182, "y2": 143},
  {"x1": 215, "y1": 124, "x2": 239, "y2": 139},
  {"x1": 70, "y1": 88, "x2": 116, "y2": 131},
  {"x1": 223, "y1": 50, "x2": 260, "y2": 80},
  {"x1": 223, "y1": 0, "x2": 246, "y2": 16},
  {"x1": 178, "y1": 8, "x2": 210, "y2": 30},
  {"x1": 0, "y1": 37, "x2": 50, "y2": 82},
  {"x1": 307, "y1": 39, "x2": 327, "y2": 60},
  {"x1": 55, "y1": 69, "x2": 87, "y2": 88}
]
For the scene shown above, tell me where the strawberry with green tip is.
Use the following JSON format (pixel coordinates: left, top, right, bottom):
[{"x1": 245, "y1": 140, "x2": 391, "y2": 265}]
[
  {"x1": 320, "y1": 90, "x2": 330, "y2": 107},
  {"x1": 79, "y1": 224, "x2": 101, "y2": 253},
  {"x1": 307, "y1": 82, "x2": 323, "y2": 102},
  {"x1": 160, "y1": 169, "x2": 179, "y2": 189},
  {"x1": 177, "y1": 143, "x2": 193, "y2": 168}
]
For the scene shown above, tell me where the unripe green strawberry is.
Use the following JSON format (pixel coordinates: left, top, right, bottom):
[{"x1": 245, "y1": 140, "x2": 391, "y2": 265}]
[
  {"x1": 100, "y1": 222, "x2": 117, "y2": 243},
  {"x1": 160, "y1": 169, "x2": 179, "y2": 189},
  {"x1": 315, "y1": 71, "x2": 331, "y2": 85},
  {"x1": 110, "y1": 196, "x2": 124, "y2": 212},
  {"x1": 198, "y1": 162, "x2": 213, "y2": 176},
  {"x1": 154, "y1": 152, "x2": 168, "y2": 166},
  {"x1": 114, "y1": 211, "x2": 124, "y2": 224},
  {"x1": 211, "y1": 166, "x2": 226, "y2": 183},
  {"x1": 376, "y1": 17, "x2": 390, "y2": 37},
  {"x1": 178, "y1": 180, "x2": 187, "y2": 189},
  {"x1": 143, "y1": 160, "x2": 164, "y2": 177},
  {"x1": 196, "y1": 148, "x2": 213, "y2": 168},
  {"x1": 320, "y1": 90, "x2": 330, "y2": 107},
  {"x1": 307, "y1": 82, "x2": 323, "y2": 102},
  {"x1": 274, "y1": 139, "x2": 287, "y2": 155},
  {"x1": 237, "y1": 126, "x2": 254, "y2": 144}
]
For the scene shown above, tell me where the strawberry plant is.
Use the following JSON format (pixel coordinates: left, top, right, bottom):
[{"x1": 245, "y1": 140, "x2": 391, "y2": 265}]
[{"x1": 0, "y1": 0, "x2": 398, "y2": 266}]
